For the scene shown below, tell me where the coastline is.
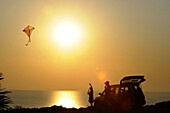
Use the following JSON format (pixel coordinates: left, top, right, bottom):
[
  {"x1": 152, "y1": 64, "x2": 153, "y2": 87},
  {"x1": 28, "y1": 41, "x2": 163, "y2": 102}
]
[{"x1": 1, "y1": 100, "x2": 170, "y2": 113}]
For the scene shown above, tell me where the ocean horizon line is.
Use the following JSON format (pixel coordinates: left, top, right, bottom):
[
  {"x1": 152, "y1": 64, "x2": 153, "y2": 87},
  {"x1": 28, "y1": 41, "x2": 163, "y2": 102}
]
[{"x1": 8, "y1": 89, "x2": 170, "y2": 93}]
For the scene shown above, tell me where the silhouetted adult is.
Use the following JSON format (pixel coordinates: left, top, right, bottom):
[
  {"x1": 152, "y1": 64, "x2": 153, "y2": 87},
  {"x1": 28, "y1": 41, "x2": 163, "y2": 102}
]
[
  {"x1": 103, "y1": 81, "x2": 111, "y2": 105},
  {"x1": 104, "y1": 81, "x2": 111, "y2": 96},
  {"x1": 102, "y1": 81, "x2": 112, "y2": 112},
  {"x1": 87, "y1": 83, "x2": 94, "y2": 107}
]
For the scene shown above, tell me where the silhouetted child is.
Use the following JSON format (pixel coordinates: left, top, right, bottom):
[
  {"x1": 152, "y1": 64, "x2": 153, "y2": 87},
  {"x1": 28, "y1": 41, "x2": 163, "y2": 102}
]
[{"x1": 87, "y1": 83, "x2": 94, "y2": 107}]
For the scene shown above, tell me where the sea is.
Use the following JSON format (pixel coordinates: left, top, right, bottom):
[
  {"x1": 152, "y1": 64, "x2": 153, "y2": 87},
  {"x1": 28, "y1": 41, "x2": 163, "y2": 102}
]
[{"x1": 8, "y1": 90, "x2": 170, "y2": 108}]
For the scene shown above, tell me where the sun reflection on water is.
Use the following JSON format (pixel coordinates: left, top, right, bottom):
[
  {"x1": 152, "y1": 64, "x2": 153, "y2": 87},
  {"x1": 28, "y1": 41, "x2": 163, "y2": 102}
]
[{"x1": 52, "y1": 91, "x2": 79, "y2": 108}]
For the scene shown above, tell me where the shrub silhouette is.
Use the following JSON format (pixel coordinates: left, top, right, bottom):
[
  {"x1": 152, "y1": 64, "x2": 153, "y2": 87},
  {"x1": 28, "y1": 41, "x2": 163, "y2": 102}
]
[{"x1": 0, "y1": 72, "x2": 12, "y2": 110}]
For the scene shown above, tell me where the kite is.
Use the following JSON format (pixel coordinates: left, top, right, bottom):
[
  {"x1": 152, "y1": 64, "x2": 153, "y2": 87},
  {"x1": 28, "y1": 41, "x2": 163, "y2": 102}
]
[{"x1": 23, "y1": 25, "x2": 35, "y2": 46}]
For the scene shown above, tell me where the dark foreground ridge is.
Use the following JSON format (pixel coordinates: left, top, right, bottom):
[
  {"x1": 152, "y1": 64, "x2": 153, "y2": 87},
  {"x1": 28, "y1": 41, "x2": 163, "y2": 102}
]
[{"x1": 1, "y1": 101, "x2": 170, "y2": 113}]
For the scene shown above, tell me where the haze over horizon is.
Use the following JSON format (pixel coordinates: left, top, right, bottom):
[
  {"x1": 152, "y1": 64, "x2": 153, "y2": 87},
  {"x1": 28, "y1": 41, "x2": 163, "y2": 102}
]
[{"x1": 0, "y1": 0, "x2": 170, "y2": 92}]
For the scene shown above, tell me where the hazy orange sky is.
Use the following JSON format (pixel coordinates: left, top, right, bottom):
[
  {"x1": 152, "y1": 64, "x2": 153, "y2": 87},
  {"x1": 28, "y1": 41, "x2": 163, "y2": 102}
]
[{"x1": 0, "y1": 0, "x2": 170, "y2": 92}]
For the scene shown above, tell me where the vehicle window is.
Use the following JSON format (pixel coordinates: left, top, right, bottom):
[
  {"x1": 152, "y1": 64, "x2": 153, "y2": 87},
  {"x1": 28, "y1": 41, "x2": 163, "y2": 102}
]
[
  {"x1": 125, "y1": 87, "x2": 128, "y2": 91},
  {"x1": 120, "y1": 87, "x2": 125, "y2": 94},
  {"x1": 115, "y1": 87, "x2": 119, "y2": 94}
]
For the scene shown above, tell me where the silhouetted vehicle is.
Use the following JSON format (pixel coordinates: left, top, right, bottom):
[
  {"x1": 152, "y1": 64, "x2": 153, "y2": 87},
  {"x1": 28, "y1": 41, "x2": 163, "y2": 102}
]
[{"x1": 94, "y1": 75, "x2": 146, "y2": 113}]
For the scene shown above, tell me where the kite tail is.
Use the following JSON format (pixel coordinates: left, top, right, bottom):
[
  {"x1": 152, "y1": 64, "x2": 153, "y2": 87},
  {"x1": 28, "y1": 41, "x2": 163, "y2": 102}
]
[
  {"x1": 25, "y1": 41, "x2": 30, "y2": 46},
  {"x1": 25, "y1": 38, "x2": 31, "y2": 46},
  {"x1": 29, "y1": 37, "x2": 31, "y2": 42}
]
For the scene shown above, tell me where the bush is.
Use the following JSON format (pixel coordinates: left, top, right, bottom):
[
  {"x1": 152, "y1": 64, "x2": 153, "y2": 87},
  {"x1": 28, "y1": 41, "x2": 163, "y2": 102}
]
[{"x1": 0, "y1": 72, "x2": 12, "y2": 110}]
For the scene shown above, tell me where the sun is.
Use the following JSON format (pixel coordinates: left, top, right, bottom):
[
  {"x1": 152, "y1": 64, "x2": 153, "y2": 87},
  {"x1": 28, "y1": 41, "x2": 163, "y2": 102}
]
[{"x1": 52, "y1": 20, "x2": 83, "y2": 48}]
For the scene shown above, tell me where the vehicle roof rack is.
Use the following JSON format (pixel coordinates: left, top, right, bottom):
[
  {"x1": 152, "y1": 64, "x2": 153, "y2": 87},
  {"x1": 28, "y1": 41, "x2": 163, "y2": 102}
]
[{"x1": 120, "y1": 75, "x2": 145, "y2": 84}]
